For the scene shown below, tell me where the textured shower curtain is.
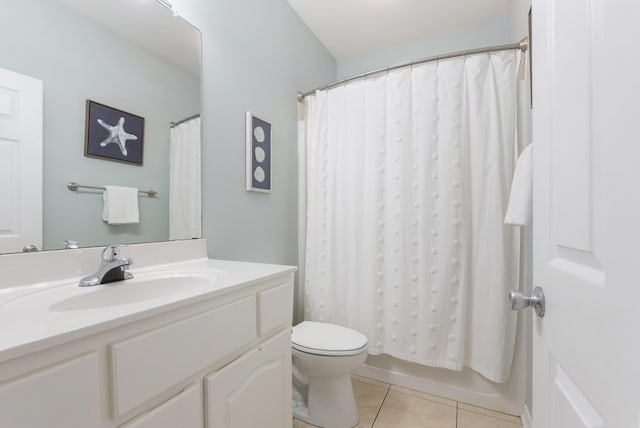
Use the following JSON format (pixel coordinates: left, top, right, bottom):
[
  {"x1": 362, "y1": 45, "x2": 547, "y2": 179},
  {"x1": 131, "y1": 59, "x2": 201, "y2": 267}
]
[
  {"x1": 169, "y1": 116, "x2": 201, "y2": 240},
  {"x1": 300, "y1": 51, "x2": 520, "y2": 383}
]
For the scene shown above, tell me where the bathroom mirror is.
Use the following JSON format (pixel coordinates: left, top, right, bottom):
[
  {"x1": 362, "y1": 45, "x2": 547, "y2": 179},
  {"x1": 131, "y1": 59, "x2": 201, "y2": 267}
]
[{"x1": 0, "y1": 0, "x2": 201, "y2": 254}]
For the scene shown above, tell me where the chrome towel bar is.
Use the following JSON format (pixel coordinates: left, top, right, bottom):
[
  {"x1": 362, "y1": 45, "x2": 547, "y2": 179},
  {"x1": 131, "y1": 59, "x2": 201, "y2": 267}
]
[{"x1": 67, "y1": 182, "x2": 157, "y2": 197}]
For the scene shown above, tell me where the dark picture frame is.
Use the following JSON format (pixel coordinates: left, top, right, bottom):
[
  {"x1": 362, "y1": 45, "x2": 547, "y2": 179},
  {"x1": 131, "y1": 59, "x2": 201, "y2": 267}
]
[
  {"x1": 84, "y1": 100, "x2": 145, "y2": 165},
  {"x1": 245, "y1": 111, "x2": 272, "y2": 193}
]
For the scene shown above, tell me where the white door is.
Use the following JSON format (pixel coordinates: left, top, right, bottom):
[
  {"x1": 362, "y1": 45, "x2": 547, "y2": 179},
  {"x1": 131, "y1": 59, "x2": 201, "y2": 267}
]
[
  {"x1": 532, "y1": 0, "x2": 640, "y2": 427},
  {"x1": 0, "y1": 67, "x2": 42, "y2": 253}
]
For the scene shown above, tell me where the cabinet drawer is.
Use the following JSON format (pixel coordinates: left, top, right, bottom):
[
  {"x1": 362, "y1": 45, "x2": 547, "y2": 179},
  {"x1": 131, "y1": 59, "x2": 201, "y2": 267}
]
[
  {"x1": 258, "y1": 281, "x2": 293, "y2": 335},
  {"x1": 0, "y1": 353, "x2": 99, "y2": 428},
  {"x1": 110, "y1": 295, "x2": 257, "y2": 417},
  {"x1": 120, "y1": 383, "x2": 203, "y2": 428}
]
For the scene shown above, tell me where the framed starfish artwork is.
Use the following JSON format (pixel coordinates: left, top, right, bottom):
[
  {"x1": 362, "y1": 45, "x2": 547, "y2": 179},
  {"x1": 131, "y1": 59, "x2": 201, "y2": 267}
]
[{"x1": 84, "y1": 100, "x2": 145, "y2": 165}]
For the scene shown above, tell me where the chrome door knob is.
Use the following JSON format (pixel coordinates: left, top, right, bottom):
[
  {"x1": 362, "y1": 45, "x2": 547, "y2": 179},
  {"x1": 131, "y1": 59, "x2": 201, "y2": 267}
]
[{"x1": 509, "y1": 286, "x2": 545, "y2": 317}]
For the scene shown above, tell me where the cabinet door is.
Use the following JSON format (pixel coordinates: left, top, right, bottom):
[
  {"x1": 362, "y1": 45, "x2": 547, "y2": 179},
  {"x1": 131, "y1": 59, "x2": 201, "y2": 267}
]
[
  {"x1": 120, "y1": 383, "x2": 203, "y2": 428},
  {"x1": 204, "y1": 329, "x2": 292, "y2": 428}
]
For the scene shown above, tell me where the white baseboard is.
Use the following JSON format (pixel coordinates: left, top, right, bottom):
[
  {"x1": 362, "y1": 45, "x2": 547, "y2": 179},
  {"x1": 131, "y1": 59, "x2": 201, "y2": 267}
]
[{"x1": 521, "y1": 403, "x2": 533, "y2": 428}]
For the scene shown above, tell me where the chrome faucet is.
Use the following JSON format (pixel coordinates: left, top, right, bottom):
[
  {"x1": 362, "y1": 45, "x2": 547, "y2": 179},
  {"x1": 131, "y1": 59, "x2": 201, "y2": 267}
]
[{"x1": 79, "y1": 244, "x2": 133, "y2": 287}]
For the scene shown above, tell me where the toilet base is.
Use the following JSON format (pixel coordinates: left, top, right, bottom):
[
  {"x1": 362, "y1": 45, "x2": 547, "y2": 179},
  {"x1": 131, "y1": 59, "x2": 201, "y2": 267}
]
[
  {"x1": 292, "y1": 378, "x2": 309, "y2": 418},
  {"x1": 293, "y1": 375, "x2": 359, "y2": 428}
]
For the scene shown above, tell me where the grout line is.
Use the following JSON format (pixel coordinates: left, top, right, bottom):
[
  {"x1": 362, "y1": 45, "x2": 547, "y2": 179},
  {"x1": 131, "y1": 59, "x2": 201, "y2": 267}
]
[
  {"x1": 388, "y1": 386, "x2": 457, "y2": 409},
  {"x1": 370, "y1": 384, "x2": 391, "y2": 428},
  {"x1": 455, "y1": 400, "x2": 459, "y2": 428},
  {"x1": 458, "y1": 403, "x2": 522, "y2": 424}
]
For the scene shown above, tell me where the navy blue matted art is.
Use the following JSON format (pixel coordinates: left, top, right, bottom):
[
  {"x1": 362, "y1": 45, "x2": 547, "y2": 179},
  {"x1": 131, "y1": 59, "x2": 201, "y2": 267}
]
[
  {"x1": 245, "y1": 112, "x2": 272, "y2": 192},
  {"x1": 84, "y1": 100, "x2": 144, "y2": 165}
]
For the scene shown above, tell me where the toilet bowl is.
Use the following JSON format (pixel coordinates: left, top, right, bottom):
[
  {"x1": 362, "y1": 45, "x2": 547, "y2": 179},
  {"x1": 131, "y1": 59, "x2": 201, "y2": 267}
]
[{"x1": 291, "y1": 321, "x2": 368, "y2": 428}]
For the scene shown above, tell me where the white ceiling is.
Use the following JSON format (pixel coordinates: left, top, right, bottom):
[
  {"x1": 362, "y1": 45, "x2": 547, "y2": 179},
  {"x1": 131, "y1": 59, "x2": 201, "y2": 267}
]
[
  {"x1": 286, "y1": 0, "x2": 509, "y2": 59},
  {"x1": 57, "y1": 0, "x2": 200, "y2": 77}
]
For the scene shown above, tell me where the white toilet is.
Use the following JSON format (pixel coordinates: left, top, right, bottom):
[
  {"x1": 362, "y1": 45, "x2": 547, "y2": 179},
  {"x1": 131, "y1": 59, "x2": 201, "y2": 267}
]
[{"x1": 291, "y1": 321, "x2": 368, "y2": 428}]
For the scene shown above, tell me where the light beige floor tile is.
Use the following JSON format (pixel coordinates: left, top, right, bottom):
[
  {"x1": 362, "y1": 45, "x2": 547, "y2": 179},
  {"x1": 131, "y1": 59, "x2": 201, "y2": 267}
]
[
  {"x1": 458, "y1": 403, "x2": 522, "y2": 424},
  {"x1": 293, "y1": 418, "x2": 320, "y2": 428},
  {"x1": 353, "y1": 379, "x2": 389, "y2": 428},
  {"x1": 372, "y1": 390, "x2": 456, "y2": 428},
  {"x1": 352, "y1": 374, "x2": 391, "y2": 390},
  {"x1": 389, "y1": 384, "x2": 456, "y2": 408},
  {"x1": 457, "y1": 409, "x2": 522, "y2": 428},
  {"x1": 293, "y1": 418, "x2": 317, "y2": 428}
]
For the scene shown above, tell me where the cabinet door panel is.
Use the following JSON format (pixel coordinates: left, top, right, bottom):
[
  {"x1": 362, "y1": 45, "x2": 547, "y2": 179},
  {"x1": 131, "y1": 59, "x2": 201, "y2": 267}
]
[
  {"x1": 205, "y1": 329, "x2": 292, "y2": 428},
  {"x1": 0, "y1": 353, "x2": 99, "y2": 428},
  {"x1": 120, "y1": 383, "x2": 203, "y2": 428}
]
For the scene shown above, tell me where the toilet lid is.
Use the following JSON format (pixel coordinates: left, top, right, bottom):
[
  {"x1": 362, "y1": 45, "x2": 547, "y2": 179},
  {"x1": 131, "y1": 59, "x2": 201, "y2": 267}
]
[{"x1": 292, "y1": 321, "x2": 368, "y2": 356}]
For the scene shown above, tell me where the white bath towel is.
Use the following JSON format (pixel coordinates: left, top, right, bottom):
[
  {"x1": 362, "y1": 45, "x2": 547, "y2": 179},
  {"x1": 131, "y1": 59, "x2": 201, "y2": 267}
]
[
  {"x1": 504, "y1": 144, "x2": 533, "y2": 226},
  {"x1": 102, "y1": 185, "x2": 139, "y2": 224}
]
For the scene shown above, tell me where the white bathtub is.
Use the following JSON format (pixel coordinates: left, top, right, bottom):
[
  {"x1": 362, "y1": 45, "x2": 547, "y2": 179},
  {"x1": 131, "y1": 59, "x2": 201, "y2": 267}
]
[{"x1": 353, "y1": 309, "x2": 527, "y2": 416}]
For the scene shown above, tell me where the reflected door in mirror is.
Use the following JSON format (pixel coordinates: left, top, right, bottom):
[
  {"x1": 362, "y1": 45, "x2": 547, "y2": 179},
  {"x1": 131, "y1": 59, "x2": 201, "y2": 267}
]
[{"x1": 0, "y1": 67, "x2": 42, "y2": 253}]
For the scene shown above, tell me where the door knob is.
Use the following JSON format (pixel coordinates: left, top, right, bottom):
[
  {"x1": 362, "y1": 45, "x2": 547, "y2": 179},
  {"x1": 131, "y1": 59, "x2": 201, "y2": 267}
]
[
  {"x1": 22, "y1": 244, "x2": 39, "y2": 252},
  {"x1": 509, "y1": 286, "x2": 545, "y2": 317}
]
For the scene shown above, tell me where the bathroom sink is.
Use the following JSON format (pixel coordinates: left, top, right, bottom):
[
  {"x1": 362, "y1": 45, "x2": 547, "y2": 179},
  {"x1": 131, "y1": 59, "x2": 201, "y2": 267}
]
[
  {"x1": 0, "y1": 255, "x2": 296, "y2": 368},
  {"x1": 0, "y1": 269, "x2": 220, "y2": 317},
  {"x1": 49, "y1": 274, "x2": 215, "y2": 312}
]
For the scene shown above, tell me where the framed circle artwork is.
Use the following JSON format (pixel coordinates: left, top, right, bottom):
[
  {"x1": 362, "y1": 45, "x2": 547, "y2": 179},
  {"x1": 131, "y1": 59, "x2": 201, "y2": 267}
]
[{"x1": 245, "y1": 111, "x2": 272, "y2": 193}]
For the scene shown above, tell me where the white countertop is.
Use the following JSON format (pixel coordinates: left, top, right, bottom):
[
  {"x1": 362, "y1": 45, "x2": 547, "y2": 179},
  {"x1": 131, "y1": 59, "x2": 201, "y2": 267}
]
[{"x1": 0, "y1": 257, "x2": 296, "y2": 364}]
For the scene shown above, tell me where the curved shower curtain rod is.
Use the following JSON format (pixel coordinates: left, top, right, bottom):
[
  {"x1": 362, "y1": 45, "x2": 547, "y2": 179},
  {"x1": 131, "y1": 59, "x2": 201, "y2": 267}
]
[
  {"x1": 170, "y1": 114, "x2": 201, "y2": 128},
  {"x1": 297, "y1": 40, "x2": 528, "y2": 101}
]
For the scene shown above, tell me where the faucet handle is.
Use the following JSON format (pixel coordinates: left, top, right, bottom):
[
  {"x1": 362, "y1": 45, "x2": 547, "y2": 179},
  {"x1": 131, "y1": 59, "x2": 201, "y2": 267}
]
[
  {"x1": 64, "y1": 240, "x2": 79, "y2": 249},
  {"x1": 102, "y1": 244, "x2": 128, "y2": 262}
]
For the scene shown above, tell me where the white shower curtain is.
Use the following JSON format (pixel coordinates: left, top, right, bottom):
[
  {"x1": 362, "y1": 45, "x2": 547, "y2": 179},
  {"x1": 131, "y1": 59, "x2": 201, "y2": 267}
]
[
  {"x1": 169, "y1": 116, "x2": 202, "y2": 240},
  {"x1": 300, "y1": 51, "x2": 520, "y2": 383}
]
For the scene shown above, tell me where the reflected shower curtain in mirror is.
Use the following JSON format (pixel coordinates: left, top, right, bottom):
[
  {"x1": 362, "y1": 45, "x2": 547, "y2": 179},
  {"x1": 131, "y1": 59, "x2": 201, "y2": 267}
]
[
  {"x1": 169, "y1": 117, "x2": 201, "y2": 240},
  {"x1": 299, "y1": 51, "x2": 520, "y2": 383}
]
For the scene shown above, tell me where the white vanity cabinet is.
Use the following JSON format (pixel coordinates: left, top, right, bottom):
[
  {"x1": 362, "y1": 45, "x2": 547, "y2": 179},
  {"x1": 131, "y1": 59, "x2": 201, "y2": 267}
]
[{"x1": 0, "y1": 265, "x2": 294, "y2": 428}]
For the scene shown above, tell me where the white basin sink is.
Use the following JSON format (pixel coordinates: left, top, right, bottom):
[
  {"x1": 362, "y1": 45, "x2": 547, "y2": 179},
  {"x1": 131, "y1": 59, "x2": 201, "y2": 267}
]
[
  {"x1": 50, "y1": 274, "x2": 214, "y2": 311},
  {"x1": 0, "y1": 269, "x2": 220, "y2": 317}
]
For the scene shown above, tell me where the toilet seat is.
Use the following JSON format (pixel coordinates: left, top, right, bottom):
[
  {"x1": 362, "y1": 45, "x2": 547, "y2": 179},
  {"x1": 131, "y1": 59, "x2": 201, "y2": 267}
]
[{"x1": 292, "y1": 321, "x2": 368, "y2": 356}]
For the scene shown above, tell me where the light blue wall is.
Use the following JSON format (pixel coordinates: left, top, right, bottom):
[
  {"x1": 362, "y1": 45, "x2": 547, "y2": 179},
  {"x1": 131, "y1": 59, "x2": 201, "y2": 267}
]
[
  {"x1": 173, "y1": 0, "x2": 336, "y2": 267},
  {"x1": 0, "y1": 0, "x2": 200, "y2": 251},
  {"x1": 337, "y1": 16, "x2": 511, "y2": 78}
]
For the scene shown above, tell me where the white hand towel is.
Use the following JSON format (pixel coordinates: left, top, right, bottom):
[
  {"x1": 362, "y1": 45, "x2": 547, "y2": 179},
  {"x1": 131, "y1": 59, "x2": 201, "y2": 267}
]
[
  {"x1": 504, "y1": 144, "x2": 533, "y2": 226},
  {"x1": 102, "y1": 185, "x2": 140, "y2": 224}
]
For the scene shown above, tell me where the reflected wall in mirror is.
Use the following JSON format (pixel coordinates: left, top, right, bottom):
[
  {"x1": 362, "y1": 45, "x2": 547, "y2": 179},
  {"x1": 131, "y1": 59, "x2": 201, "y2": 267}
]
[{"x1": 0, "y1": 0, "x2": 201, "y2": 255}]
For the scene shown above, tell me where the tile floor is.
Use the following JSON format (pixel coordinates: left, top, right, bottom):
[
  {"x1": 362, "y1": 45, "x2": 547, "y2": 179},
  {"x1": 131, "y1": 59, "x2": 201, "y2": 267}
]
[{"x1": 293, "y1": 375, "x2": 523, "y2": 428}]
